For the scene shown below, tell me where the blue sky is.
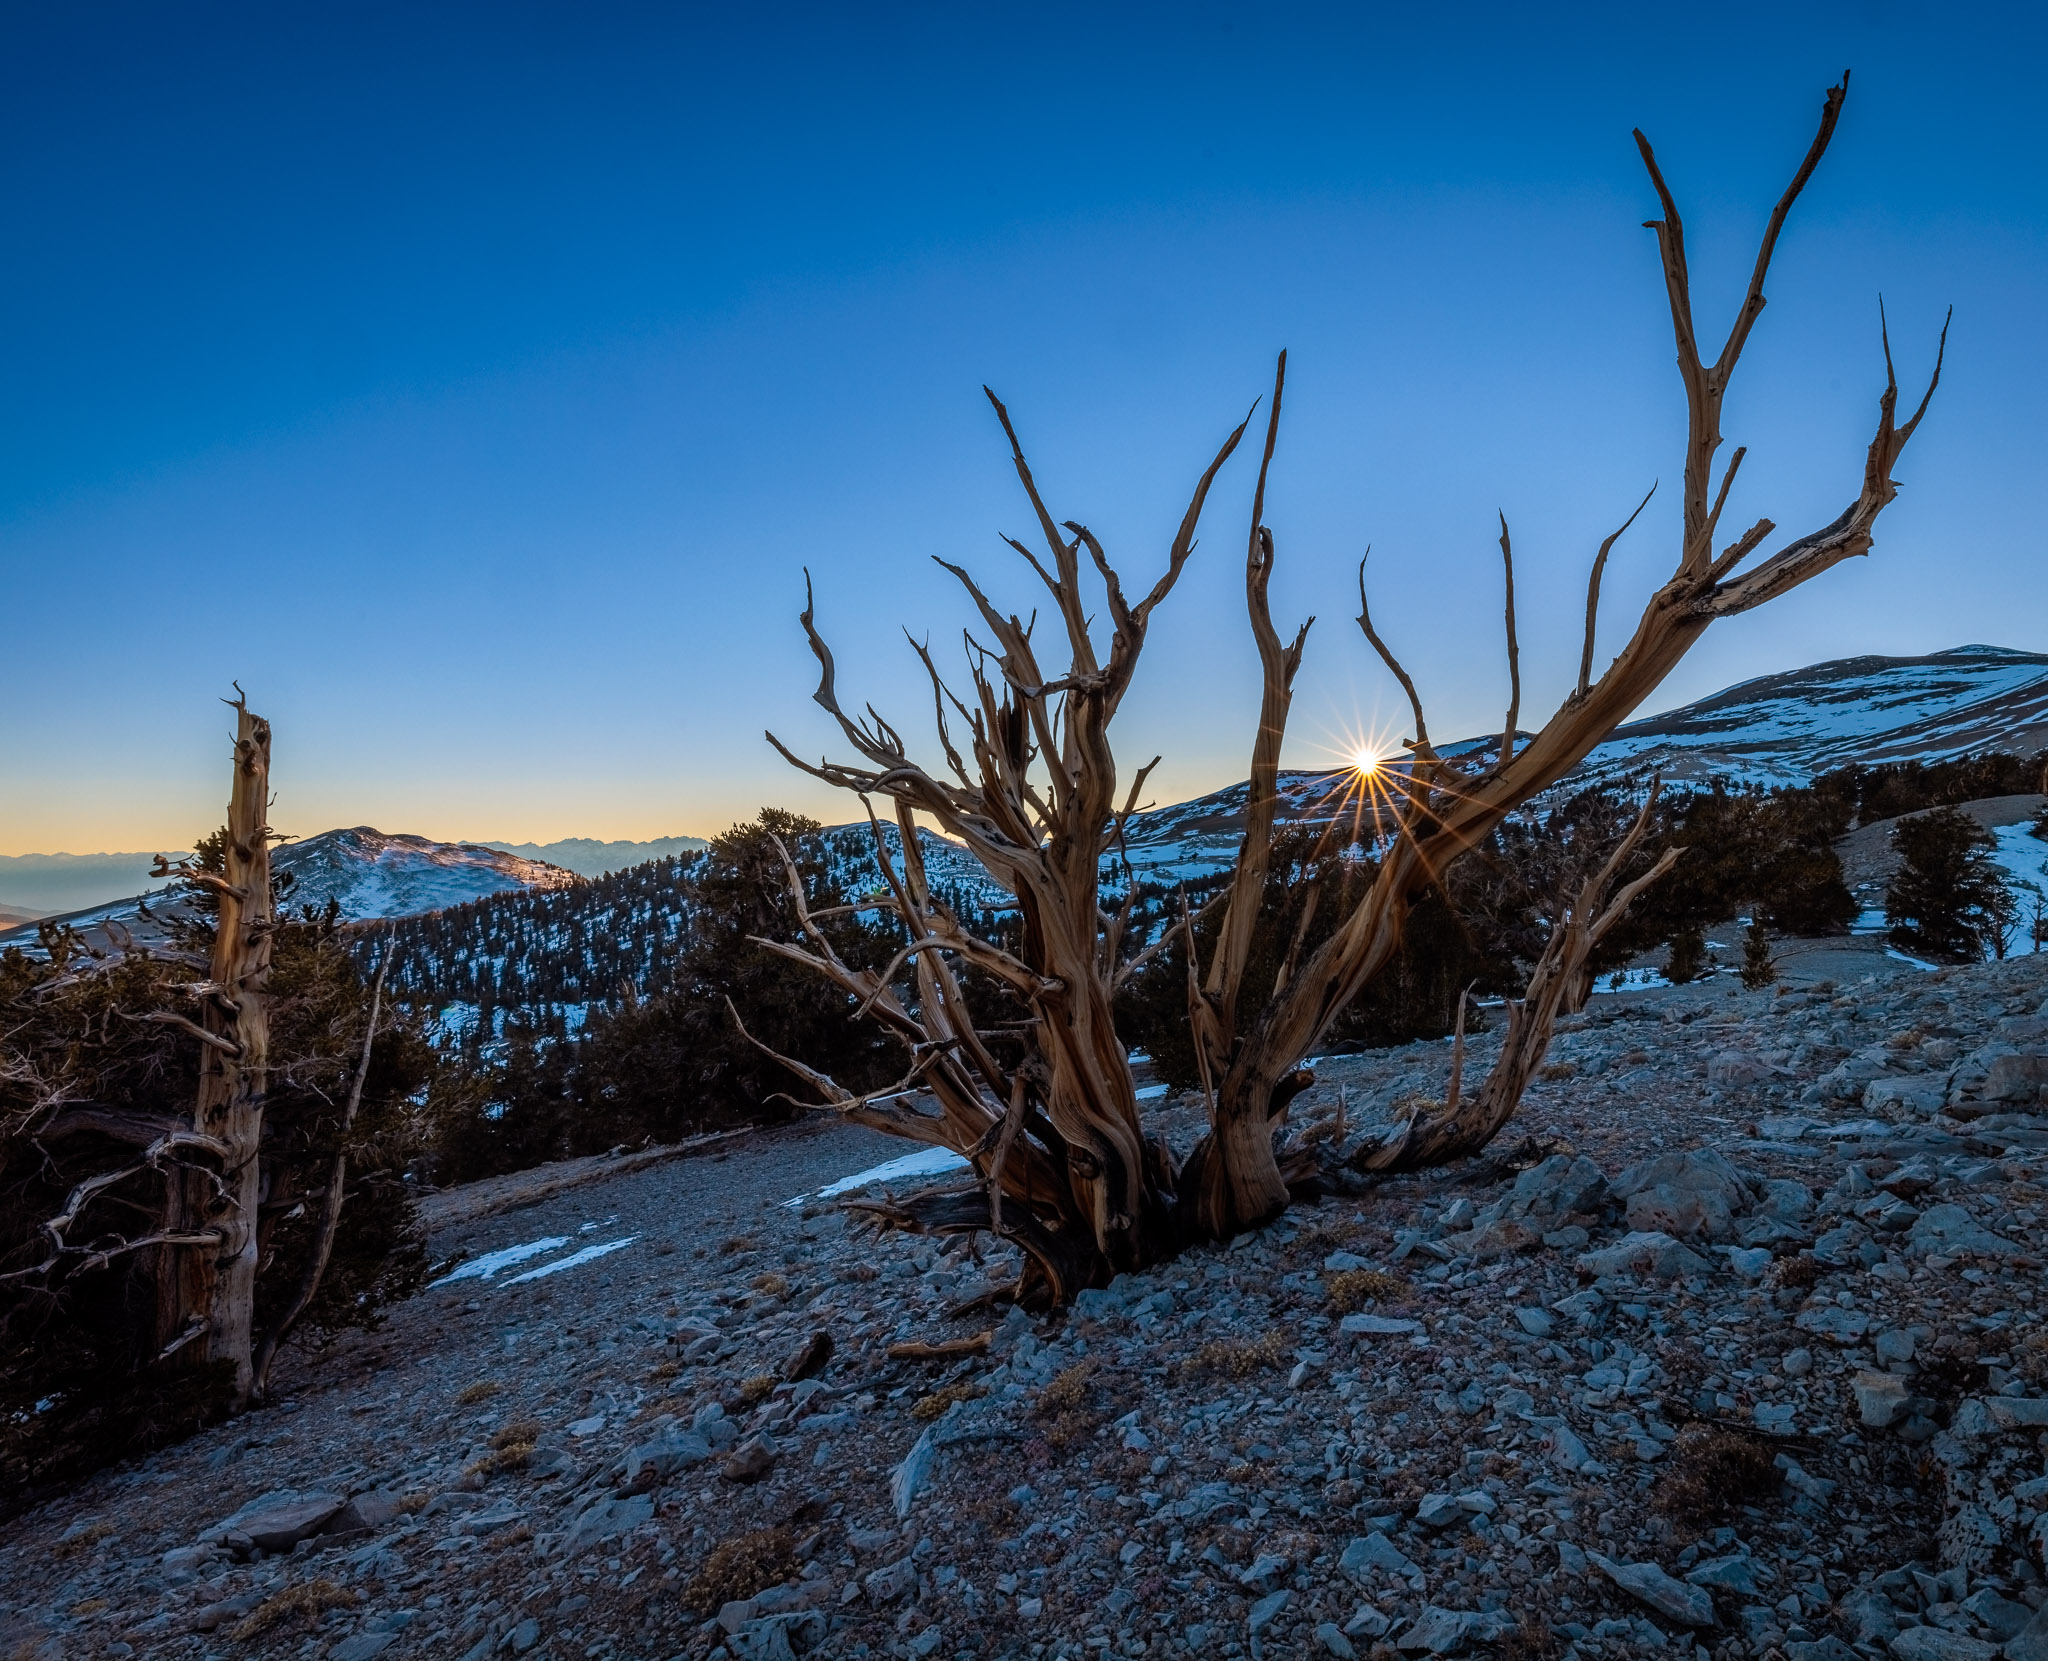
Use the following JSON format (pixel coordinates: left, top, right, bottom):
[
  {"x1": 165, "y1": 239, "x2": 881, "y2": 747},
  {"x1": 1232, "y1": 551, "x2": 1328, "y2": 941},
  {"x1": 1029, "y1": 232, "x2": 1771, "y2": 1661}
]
[{"x1": 2, "y1": 2, "x2": 2041, "y2": 854}]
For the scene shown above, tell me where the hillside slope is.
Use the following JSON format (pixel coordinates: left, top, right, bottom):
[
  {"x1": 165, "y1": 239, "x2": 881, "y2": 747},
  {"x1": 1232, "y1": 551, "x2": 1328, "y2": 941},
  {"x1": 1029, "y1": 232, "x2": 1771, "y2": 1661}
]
[{"x1": 0, "y1": 829, "x2": 581, "y2": 951}]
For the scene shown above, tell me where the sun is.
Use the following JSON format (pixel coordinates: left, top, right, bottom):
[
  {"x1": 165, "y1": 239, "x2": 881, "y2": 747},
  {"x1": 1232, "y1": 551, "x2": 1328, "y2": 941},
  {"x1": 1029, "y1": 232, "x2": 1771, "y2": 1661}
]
[{"x1": 1351, "y1": 746, "x2": 1383, "y2": 776}]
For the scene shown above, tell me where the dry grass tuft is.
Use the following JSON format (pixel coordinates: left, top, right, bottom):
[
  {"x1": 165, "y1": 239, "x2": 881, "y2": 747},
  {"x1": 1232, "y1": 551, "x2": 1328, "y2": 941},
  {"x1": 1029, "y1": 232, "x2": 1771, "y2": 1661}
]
[
  {"x1": 1186, "y1": 1329, "x2": 1291, "y2": 1378},
  {"x1": 466, "y1": 1419, "x2": 541, "y2": 1477},
  {"x1": 455, "y1": 1380, "x2": 503, "y2": 1406},
  {"x1": 1498, "y1": 1610, "x2": 1561, "y2": 1659},
  {"x1": 1324, "y1": 1269, "x2": 1410, "y2": 1314},
  {"x1": 1770, "y1": 1255, "x2": 1822, "y2": 1291},
  {"x1": 913, "y1": 1382, "x2": 985, "y2": 1421},
  {"x1": 685, "y1": 1526, "x2": 797, "y2": 1613},
  {"x1": 1036, "y1": 1359, "x2": 1097, "y2": 1415},
  {"x1": 737, "y1": 1374, "x2": 778, "y2": 1406},
  {"x1": 229, "y1": 1578, "x2": 357, "y2": 1641},
  {"x1": 1652, "y1": 1426, "x2": 1780, "y2": 1526},
  {"x1": 1035, "y1": 1359, "x2": 1102, "y2": 1452},
  {"x1": 1537, "y1": 1061, "x2": 1577, "y2": 1082},
  {"x1": 750, "y1": 1271, "x2": 790, "y2": 1297},
  {"x1": 719, "y1": 1235, "x2": 757, "y2": 1255}
]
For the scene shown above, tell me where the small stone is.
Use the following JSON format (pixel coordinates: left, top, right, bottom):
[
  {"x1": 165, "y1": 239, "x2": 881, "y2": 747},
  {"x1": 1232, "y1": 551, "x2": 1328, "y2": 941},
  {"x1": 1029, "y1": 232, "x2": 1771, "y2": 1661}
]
[
  {"x1": 1686, "y1": 1553, "x2": 1764, "y2": 1594},
  {"x1": 1340, "y1": 1532, "x2": 1423, "y2": 1586},
  {"x1": 721, "y1": 1437, "x2": 777, "y2": 1484},
  {"x1": 1722, "y1": 1246, "x2": 1773, "y2": 1279},
  {"x1": 1413, "y1": 1493, "x2": 1466, "y2": 1529},
  {"x1": 1588, "y1": 1551, "x2": 1716, "y2": 1626},
  {"x1": 1885, "y1": 1629, "x2": 1998, "y2": 1661},
  {"x1": 1852, "y1": 1369, "x2": 1911, "y2": 1428},
  {"x1": 863, "y1": 1556, "x2": 917, "y2": 1604},
  {"x1": 1343, "y1": 1603, "x2": 1392, "y2": 1639},
  {"x1": 1513, "y1": 1306, "x2": 1555, "y2": 1337},
  {"x1": 1315, "y1": 1622, "x2": 1357, "y2": 1659},
  {"x1": 783, "y1": 1331, "x2": 834, "y2": 1382},
  {"x1": 331, "y1": 1634, "x2": 397, "y2": 1661},
  {"x1": 1247, "y1": 1590, "x2": 1290, "y2": 1634},
  {"x1": 1874, "y1": 1328, "x2": 1916, "y2": 1364},
  {"x1": 1782, "y1": 1347, "x2": 1814, "y2": 1377},
  {"x1": 505, "y1": 1617, "x2": 542, "y2": 1654},
  {"x1": 1339, "y1": 1313, "x2": 1423, "y2": 1337}
]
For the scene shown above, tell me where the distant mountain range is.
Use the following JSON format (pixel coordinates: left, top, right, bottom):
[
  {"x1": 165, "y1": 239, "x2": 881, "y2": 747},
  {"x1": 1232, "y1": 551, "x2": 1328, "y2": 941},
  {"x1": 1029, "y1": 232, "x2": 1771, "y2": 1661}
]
[
  {"x1": 0, "y1": 829, "x2": 582, "y2": 951},
  {"x1": 480, "y1": 834, "x2": 707, "y2": 877},
  {"x1": 1109, "y1": 644, "x2": 2048, "y2": 885},
  {"x1": 6, "y1": 645, "x2": 2043, "y2": 953}
]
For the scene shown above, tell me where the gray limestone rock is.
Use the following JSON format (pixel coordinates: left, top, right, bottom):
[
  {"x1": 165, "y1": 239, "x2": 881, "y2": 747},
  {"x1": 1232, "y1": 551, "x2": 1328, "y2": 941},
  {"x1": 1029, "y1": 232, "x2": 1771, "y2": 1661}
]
[{"x1": 1588, "y1": 1551, "x2": 1716, "y2": 1626}]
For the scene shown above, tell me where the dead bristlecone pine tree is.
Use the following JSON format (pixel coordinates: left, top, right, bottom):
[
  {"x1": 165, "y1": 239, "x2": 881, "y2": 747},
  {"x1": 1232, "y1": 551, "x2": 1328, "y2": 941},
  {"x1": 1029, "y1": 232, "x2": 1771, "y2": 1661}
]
[
  {"x1": 152, "y1": 695, "x2": 276, "y2": 1402},
  {"x1": 741, "y1": 73, "x2": 1946, "y2": 1306}
]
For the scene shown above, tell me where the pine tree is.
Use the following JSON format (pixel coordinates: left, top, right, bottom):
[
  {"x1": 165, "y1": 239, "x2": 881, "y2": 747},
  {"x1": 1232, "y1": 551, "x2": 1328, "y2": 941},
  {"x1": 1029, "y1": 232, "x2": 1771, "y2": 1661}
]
[
  {"x1": 1886, "y1": 806, "x2": 2010, "y2": 963},
  {"x1": 1740, "y1": 920, "x2": 1777, "y2": 989},
  {"x1": 1664, "y1": 924, "x2": 1709, "y2": 985}
]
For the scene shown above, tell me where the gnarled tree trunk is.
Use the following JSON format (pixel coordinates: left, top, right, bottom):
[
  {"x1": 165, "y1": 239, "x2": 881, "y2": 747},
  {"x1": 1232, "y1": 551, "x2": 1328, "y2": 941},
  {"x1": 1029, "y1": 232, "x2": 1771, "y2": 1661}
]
[
  {"x1": 155, "y1": 698, "x2": 273, "y2": 1401},
  {"x1": 747, "y1": 76, "x2": 1945, "y2": 1302}
]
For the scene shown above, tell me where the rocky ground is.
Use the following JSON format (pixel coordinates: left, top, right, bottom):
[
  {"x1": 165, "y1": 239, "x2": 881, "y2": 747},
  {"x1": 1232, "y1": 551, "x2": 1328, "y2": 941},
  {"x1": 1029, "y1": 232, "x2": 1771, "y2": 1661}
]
[{"x1": 7, "y1": 948, "x2": 2048, "y2": 1661}]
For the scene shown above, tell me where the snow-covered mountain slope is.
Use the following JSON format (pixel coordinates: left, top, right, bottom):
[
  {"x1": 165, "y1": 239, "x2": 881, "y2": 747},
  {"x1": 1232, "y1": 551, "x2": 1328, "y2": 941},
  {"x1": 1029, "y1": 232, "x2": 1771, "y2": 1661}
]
[
  {"x1": 480, "y1": 834, "x2": 708, "y2": 878},
  {"x1": 273, "y1": 828, "x2": 582, "y2": 920},
  {"x1": 1569, "y1": 644, "x2": 2048, "y2": 790},
  {"x1": 902, "y1": 645, "x2": 2048, "y2": 895},
  {"x1": 0, "y1": 828, "x2": 582, "y2": 950}
]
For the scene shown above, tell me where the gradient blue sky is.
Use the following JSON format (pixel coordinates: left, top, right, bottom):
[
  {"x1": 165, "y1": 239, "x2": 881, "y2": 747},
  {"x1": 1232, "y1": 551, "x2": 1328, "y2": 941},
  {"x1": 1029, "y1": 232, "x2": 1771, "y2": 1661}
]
[{"x1": 3, "y1": 2, "x2": 2041, "y2": 855}]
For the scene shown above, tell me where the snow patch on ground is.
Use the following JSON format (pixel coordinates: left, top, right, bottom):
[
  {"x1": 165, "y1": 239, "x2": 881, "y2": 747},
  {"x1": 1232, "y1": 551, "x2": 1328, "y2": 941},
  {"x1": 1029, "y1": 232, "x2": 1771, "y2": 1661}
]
[
  {"x1": 501, "y1": 1237, "x2": 638, "y2": 1285},
  {"x1": 803, "y1": 1146, "x2": 970, "y2": 1205},
  {"x1": 429, "y1": 1236, "x2": 570, "y2": 1287}
]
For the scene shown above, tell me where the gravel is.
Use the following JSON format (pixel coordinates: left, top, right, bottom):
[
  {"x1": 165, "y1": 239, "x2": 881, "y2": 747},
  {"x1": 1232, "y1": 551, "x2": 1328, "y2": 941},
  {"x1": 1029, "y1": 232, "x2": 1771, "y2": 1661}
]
[{"x1": 5, "y1": 955, "x2": 2048, "y2": 1661}]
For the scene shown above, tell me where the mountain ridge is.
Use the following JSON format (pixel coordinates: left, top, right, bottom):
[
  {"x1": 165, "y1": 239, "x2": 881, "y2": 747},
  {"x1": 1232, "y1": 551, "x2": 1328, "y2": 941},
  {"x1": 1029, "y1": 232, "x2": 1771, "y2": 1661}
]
[{"x1": 7, "y1": 644, "x2": 2043, "y2": 951}]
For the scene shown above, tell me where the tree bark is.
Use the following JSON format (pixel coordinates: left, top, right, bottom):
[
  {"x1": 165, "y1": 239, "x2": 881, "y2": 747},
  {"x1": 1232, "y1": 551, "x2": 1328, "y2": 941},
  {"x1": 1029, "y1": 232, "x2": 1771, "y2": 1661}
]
[{"x1": 156, "y1": 699, "x2": 272, "y2": 1402}]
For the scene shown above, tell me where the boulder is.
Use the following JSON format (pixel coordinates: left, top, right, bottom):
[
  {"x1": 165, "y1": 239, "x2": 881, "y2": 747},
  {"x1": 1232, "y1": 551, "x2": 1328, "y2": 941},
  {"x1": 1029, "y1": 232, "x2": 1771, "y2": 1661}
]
[
  {"x1": 1575, "y1": 1231, "x2": 1713, "y2": 1280},
  {"x1": 1708, "y1": 1049, "x2": 1781, "y2": 1087},
  {"x1": 203, "y1": 1491, "x2": 348, "y2": 1555},
  {"x1": 1908, "y1": 1204, "x2": 2024, "y2": 1260},
  {"x1": 2006, "y1": 1605, "x2": 2048, "y2": 1661},
  {"x1": 1610, "y1": 1149, "x2": 1755, "y2": 1242},
  {"x1": 1864, "y1": 1076, "x2": 1949, "y2": 1117},
  {"x1": 556, "y1": 1493, "x2": 653, "y2": 1556},
  {"x1": 623, "y1": 1422, "x2": 712, "y2": 1484},
  {"x1": 1587, "y1": 1551, "x2": 1715, "y2": 1626},
  {"x1": 1983, "y1": 1051, "x2": 2048, "y2": 1102},
  {"x1": 1502, "y1": 1154, "x2": 1608, "y2": 1222}
]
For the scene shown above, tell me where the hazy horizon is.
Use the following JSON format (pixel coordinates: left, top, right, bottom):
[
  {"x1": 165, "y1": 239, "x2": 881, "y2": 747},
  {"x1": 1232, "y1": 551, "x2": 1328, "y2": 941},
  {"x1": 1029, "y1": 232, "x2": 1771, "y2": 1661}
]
[{"x1": 5, "y1": 3, "x2": 2043, "y2": 856}]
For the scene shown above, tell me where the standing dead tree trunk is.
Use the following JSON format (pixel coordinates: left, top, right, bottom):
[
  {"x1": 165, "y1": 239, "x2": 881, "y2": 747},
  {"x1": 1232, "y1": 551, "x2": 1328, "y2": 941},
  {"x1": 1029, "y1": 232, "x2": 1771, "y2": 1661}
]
[
  {"x1": 1355, "y1": 785, "x2": 1679, "y2": 1171},
  {"x1": 153, "y1": 695, "x2": 274, "y2": 1402},
  {"x1": 751, "y1": 76, "x2": 1945, "y2": 1299}
]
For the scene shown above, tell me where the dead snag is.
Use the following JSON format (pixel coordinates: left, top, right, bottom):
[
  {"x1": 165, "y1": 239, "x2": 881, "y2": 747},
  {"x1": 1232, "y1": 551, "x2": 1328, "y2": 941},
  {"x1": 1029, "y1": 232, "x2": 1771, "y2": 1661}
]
[
  {"x1": 747, "y1": 75, "x2": 1945, "y2": 1296},
  {"x1": 153, "y1": 694, "x2": 274, "y2": 1402}
]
